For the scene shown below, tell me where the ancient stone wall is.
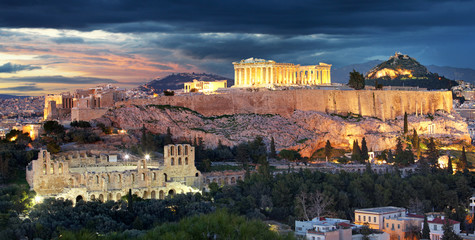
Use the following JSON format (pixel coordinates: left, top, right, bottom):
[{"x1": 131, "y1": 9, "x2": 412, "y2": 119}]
[
  {"x1": 116, "y1": 90, "x2": 452, "y2": 120},
  {"x1": 71, "y1": 108, "x2": 109, "y2": 121}
]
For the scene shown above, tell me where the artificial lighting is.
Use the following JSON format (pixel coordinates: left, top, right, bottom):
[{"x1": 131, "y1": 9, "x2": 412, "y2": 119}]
[
  {"x1": 124, "y1": 154, "x2": 129, "y2": 160},
  {"x1": 145, "y1": 154, "x2": 150, "y2": 160},
  {"x1": 34, "y1": 195, "x2": 43, "y2": 204}
]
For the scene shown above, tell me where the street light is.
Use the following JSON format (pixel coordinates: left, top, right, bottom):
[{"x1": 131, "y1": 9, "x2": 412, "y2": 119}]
[{"x1": 145, "y1": 154, "x2": 150, "y2": 161}]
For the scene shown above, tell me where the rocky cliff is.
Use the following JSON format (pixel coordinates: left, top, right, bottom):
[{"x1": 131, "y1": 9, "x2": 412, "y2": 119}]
[{"x1": 97, "y1": 104, "x2": 470, "y2": 157}]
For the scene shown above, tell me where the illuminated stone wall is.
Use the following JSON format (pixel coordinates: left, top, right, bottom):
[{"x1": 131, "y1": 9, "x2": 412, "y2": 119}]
[
  {"x1": 26, "y1": 145, "x2": 202, "y2": 204},
  {"x1": 184, "y1": 79, "x2": 228, "y2": 93},
  {"x1": 117, "y1": 89, "x2": 452, "y2": 121},
  {"x1": 232, "y1": 57, "x2": 331, "y2": 87}
]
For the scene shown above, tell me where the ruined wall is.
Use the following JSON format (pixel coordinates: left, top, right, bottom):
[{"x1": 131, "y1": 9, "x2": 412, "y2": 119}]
[
  {"x1": 117, "y1": 90, "x2": 452, "y2": 120},
  {"x1": 71, "y1": 108, "x2": 109, "y2": 121}
]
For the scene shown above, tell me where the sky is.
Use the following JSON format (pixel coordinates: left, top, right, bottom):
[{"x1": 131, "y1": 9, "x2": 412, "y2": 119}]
[{"x1": 0, "y1": 0, "x2": 475, "y2": 96}]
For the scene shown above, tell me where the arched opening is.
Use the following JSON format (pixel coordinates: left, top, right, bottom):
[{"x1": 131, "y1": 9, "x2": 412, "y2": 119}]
[
  {"x1": 237, "y1": 176, "x2": 242, "y2": 181},
  {"x1": 206, "y1": 179, "x2": 210, "y2": 184},
  {"x1": 212, "y1": 178, "x2": 217, "y2": 183},
  {"x1": 143, "y1": 191, "x2": 148, "y2": 199},
  {"x1": 50, "y1": 163, "x2": 54, "y2": 174},
  {"x1": 159, "y1": 190, "x2": 164, "y2": 199},
  {"x1": 185, "y1": 146, "x2": 188, "y2": 155},
  {"x1": 107, "y1": 174, "x2": 111, "y2": 183},
  {"x1": 132, "y1": 174, "x2": 135, "y2": 182},
  {"x1": 90, "y1": 194, "x2": 95, "y2": 201},
  {"x1": 141, "y1": 173, "x2": 145, "y2": 181},
  {"x1": 116, "y1": 193, "x2": 121, "y2": 200},
  {"x1": 117, "y1": 174, "x2": 121, "y2": 183},
  {"x1": 178, "y1": 145, "x2": 182, "y2": 155},
  {"x1": 58, "y1": 163, "x2": 63, "y2": 174},
  {"x1": 195, "y1": 172, "x2": 199, "y2": 177},
  {"x1": 99, "y1": 194, "x2": 104, "y2": 202},
  {"x1": 224, "y1": 177, "x2": 229, "y2": 185},
  {"x1": 171, "y1": 158, "x2": 175, "y2": 165},
  {"x1": 170, "y1": 146, "x2": 175, "y2": 155},
  {"x1": 96, "y1": 175, "x2": 99, "y2": 184},
  {"x1": 134, "y1": 191, "x2": 140, "y2": 197},
  {"x1": 108, "y1": 193, "x2": 112, "y2": 201},
  {"x1": 76, "y1": 195, "x2": 83, "y2": 203},
  {"x1": 168, "y1": 189, "x2": 175, "y2": 197},
  {"x1": 164, "y1": 173, "x2": 168, "y2": 182},
  {"x1": 185, "y1": 157, "x2": 189, "y2": 165},
  {"x1": 231, "y1": 177, "x2": 236, "y2": 184},
  {"x1": 153, "y1": 172, "x2": 157, "y2": 180},
  {"x1": 151, "y1": 191, "x2": 156, "y2": 199},
  {"x1": 178, "y1": 157, "x2": 182, "y2": 165},
  {"x1": 43, "y1": 164, "x2": 47, "y2": 175}
]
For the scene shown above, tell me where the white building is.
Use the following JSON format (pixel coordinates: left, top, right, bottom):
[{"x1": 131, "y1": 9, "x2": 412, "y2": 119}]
[
  {"x1": 354, "y1": 207, "x2": 406, "y2": 230},
  {"x1": 421, "y1": 216, "x2": 460, "y2": 240},
  {"x1": 295, "y1": 217, "x2": 354, "y2": 240}
]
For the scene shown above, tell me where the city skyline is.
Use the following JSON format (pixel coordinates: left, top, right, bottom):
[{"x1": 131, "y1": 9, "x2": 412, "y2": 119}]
[{"x1": 1, "y1": 0, "x2": 475, "y2": 96}]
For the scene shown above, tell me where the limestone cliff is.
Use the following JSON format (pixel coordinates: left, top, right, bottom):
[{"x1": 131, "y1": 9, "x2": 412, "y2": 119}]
[{"x1": 97, "y1": 104, "x2": 470, "y2": 158}]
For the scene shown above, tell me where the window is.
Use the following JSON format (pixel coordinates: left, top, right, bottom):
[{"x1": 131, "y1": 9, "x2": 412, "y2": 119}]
[
  {"x1": 364, "y1": 216, "x2": 366, "y2": 222},
  {"x1": 386, "y1": 223, "x2": 389, "y2": 228},
  {"x1": 374, "y1": 217, "x2": 376, "y2": 222},
  {"x1": 58, "y1": 163, "x2": 63, "y2": 174},
  {"x1": 153, "y1": 173, "x2": 157, "y2": 180},
  {"x1": 398, "y1": 224, "x2": 400, "y2": 229},
  {"x1": 359, "y1": 215, "x2": 361, "y2": 221},
  {"x1": 392, "y1": 224, "x2": 395, "y2": 230},
  {"x1": 297, "y1": 227, "x2": 302, "y2": 231},
  {"x1": 434, "y1": 225, "x2": 437, "y2": 230},
  {"x1": 185, "y1": 146, "x2": 188, "y2": 155},
  {"x1": 185, "y1": 157, "x2": 188, "y2": 165},
  {"x1": 171, "y1": 158, "x2": 175, "y2": 165},
  {"x1": 96, "y1": 175, "x2": 99, "y2": 184},
  {"x1": 178, "y1": 157, "x2": 182, "y2": 165},
  {"x1": 117, "y1": 174, "x2": 121, "y2": 183}
]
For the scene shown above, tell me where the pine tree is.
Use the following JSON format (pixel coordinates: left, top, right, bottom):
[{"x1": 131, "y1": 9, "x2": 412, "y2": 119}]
[
  {"x1": 404, "y1": 112, "x2": 408, "y2": 134},
  {"x1": 422, "y1": 215, "x2": 430, "y2": 239},
  {"x1": 348, "y1": 70, "x2": 365, "y2": 90},
  {"x1": 361, "y1": 137, "x2": 369, "y2": 162},
  {"x1": 324, "y1": 140, "x2": 333, "y2": 161},
  {"x1": 396, "y1": 138, "x2": 403, "y2": 156},
  {"x1": 269, "y1": 137, "x2": 277, "y2": 159}
]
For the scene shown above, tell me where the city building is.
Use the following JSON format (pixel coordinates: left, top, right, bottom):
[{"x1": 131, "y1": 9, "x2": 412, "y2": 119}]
[
  {"x1": 184, "y1": 79, "x2": 227, "y2": 93},
  {"x1": 295, "y1": 217, "x2": 354, "y2": 240},
  {"x1": 354, "y1": 207, "x2": 406, "y2": 230},
  {"x1": 421, "y1": 216, "x2": 460, "y2": 240},
  {"x1": 232, "y1": 57, "x2": 331, "y2": 88},
  {"x1": 26, "y1": 144, "x2": 202, "y2": 204},
  {"x1": 383, "y1": 214, "x2": 424, "y2": 240}
]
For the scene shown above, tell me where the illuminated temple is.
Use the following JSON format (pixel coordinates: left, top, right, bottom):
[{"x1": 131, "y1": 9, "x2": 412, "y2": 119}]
[{"x1": 232, "y1": 57, "x2": 331, "y2": 87}]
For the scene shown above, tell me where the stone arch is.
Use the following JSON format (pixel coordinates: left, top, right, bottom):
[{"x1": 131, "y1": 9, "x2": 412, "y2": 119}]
[
  {"x1": 164, "y1": 173, "x2": 168, "y2": 182},
  {"x1": 117, "y1": 174, "x2": 122, "y2": 183},
  {"x1": 170, "y1": 146, "x2": 175, "y2": 155},
  {"x1": 178, "y1": 145, "x2": 182, "y2": 155},
  {"x1": 99, "y1": 194, "x2": 104, "y2": 202},
  {"x1": 43, "y1": 164, "x2": 47, "y2": 175},
  {"x1": 212, "y1": 178, "x2": 217, "y2": 183},
  {"x1": 185, "y1": 157, "x2": 189, "y2": 165},
  {"x1": 143, "y1": 191, "x2": 149, "y2": 199},
  {"x1": 153, "y1": 172, "x2": 157, "y2": 180},
  {"x1": 159, "y1": 190, "x2": 164, "y2": 199},
  {"x1": 90, "y1": 194, "x2": 95, "y2": 201},
  {"x1": 96, "y1": 175, "x2": 100, "y2": 184},
  {"x1": 107, "y1": 174, "x2": 111, "y2": 183},
  {"x1": 58, "y1": 163, "x2": 63, "y2": 174},
  {"x1": 134, "y1": 191, "x2": 140, "y2": 197},
  {"x1": 141, "y1": 173, "x2": 145, "y2": 181},
  {"x1": 224, "y1": 177, "x2": 229, "y2": 185},
  {"x1": 219, "y1": 178, "x2": 224, "y2": 185},
  {"x1": 116, "y1": 193, "x2": 121, "y2": 200},
  {"x1": 195, "y1": 172, "x2": 199, "y2": 177},
  {"x1": 171, "y1": 158, "x2": 175, "y2": 165},
  {"x1": 108, "y1": 193, "x2": 113, "y2": 201},
  {"x1": 50, "y1": 163, "x2": 54, "y2": 174},
  {"x1": 178, "y1": 157, "x2": 182, "y2": 165},
  {"x1": 237, "y1": 176, "x2": 242, "y2": 181},
  {"x1": 76, "y1": 195, "x2": 83, "y2": 203},
  {"x1": 168, "y1": 189, "x2": 175, "y2": 197},
  {"x1": 43, "y1": 151, "x2": 47, "y2": 161},
  {"x1": 151, "y1": 190, "x2": 156, "y2": 199},
  {"x1": 185, "y1": 145, "x2": 188, "y2": 155}
]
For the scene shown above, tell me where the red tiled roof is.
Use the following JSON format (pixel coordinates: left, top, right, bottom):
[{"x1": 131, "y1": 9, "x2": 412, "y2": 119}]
[
  {"x1": 307, "y1": 230, "x2": 324, "y2": 235},
  {"x1": 407, "y1": 214, "x2": 425, "y2": 219},
  {"x1": 428, "y1": 218, "x2": 460, "y2": 225},
  {"x1": 337, "y1": 222, "x2": 354, "y2": 228}
]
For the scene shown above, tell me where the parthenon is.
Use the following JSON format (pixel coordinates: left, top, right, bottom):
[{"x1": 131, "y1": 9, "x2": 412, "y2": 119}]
[{"x1": 232, "y1": 57, "x2": 331, "y2": 87}]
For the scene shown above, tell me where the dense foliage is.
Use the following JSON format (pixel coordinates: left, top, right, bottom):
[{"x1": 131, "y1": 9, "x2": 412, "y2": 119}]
[{"x1": 348, "y1": 70, "x2": 365, "y2": 90}]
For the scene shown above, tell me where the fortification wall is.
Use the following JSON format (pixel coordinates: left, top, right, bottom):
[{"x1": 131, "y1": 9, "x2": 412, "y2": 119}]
[
  {"x1": 71, "y1": 108, "x2": 109, "y2": 121},
  {"x1": 116, "y1": 90, "x2": 452, "y2": 120}
]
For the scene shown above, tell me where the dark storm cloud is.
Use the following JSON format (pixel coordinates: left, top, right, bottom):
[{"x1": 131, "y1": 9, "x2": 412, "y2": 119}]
[
  {"x1": 0, "y1": 0, "x2": 474, "y2": 35},
  {"x1": 0, "y1": 84, "x2": 43, "y2": 92},
  {"x1": 51, "y1": 37, "x2": 85, "y2": 44},
  {"x1": 0, "y1": 76, "x2": 118, "y2": 84},
  {"x1": 151, "y1": 63, "x2": 174, "y2": 70},
  {"x1": 0, "y1": 62, "x2": 41, "y2": 73}
]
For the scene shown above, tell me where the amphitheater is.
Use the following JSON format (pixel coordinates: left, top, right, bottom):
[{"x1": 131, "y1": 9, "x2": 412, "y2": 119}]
[{"x1": 26, "y1": 144, "x2": 244, "y2": 204}]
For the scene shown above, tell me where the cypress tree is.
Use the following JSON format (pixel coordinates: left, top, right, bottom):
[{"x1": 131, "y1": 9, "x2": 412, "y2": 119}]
[
  {"x1": 460, "y1": 146, "x2": 468, "y2": 171},
  {"x1": 361, "y1": 137, "x2": 369, "y2": 162},
  {"x1": 422, "y1": 215, "x2": 430, "y2": 239},
  {"x1": 269, "y1": 137, "x2": 277, "y2": 159},
  {"x1": 404, "y1": 112, "x2": 408, "y2": 134},
  {"x1": 412, "y1": 129, "x2": 421, "y2": 159},
  {"x1": 427, "y1": 138, "x2": 439, "y2": 168},
  {"x1": 164, "y1": 127, "x2": 173, "y2": 145},
  {"x1": 351, "y1": 140, "x2": 362, "y2": 163},
  {"x1": 324, "y1": 140, "x2": 333, "y2": 161},
  {"x1": 447, "y1": 155, "x2": 453, "y2": 174}
]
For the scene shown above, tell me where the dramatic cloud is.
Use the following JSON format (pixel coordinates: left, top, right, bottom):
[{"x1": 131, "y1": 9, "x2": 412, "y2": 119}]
[
  {"x1": 0, "y1": 76, "x2": 118, "y2": 84},
  {"x1": 0, "y1": 62, "x2": 41, "y2": 73},
  {"x1": 0, "y1": 84, "x2": 43, "y2": 92},
  {"x1": 51, "y1": 37, "x2": 85, "y2": 44}
]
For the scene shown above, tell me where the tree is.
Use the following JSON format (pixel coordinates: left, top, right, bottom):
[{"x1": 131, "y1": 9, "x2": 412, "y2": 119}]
[
  {"x1": 296, "y1": 191, "x2": 331, "y2": 221},
  {"x1": 422, "y1": 215, "x2": 430, "y2": 239},
  {"x1": 375, "y1": 79, "x2": 383, "y2": 90},
  {"x1": 164, "y1": 127, "x2": 173, "y2": 145},
  {"x1": 404, "y1": 112, "x2": 408, "y2": 134},
  {"x1": 412, "y1": 129, "x2": 421, "y2": 159},
  {"x1": 324, "y1": 140, "x2": 333, "y2": 161},
  {"x1": 348, "y1": 70, "x2": 365, "y2": 90},
  {"x1": 351, "y1": 140, "x2": 362, "y2": 163},
  {"x1": 427, "y1": 138, "x2": 439, "y2": 168},
  {"x1": 442, "y1": 218, "x2": 462, "y2": 240},
  {"x1": 269, "y1": 137, "x2": 277, "y2": 159},
  {"x1": 447, "y1": 155, "x2": 454, "y2": 174},
  {"x1": 361, "y1": 138, "x2": 369, "y2": 162},
  {"x1": 163, "y1": 90, "x2": 175, "y2": 96},
  {"x1": 458, "y1": 146, "x2": 468, "y2": 171}
]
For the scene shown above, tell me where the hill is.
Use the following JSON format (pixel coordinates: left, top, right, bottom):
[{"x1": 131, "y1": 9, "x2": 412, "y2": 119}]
[
  {"x1": 0, "y1": 94, "x2": 30, "y2": 99},
  {"x1": 140, "y1": 73, "x2": 233, "y2": 93}
]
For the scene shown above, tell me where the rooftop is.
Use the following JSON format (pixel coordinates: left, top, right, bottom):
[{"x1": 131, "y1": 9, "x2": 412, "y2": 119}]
[{"x1": 355, "y1": 206, "x2": 406, "y2": 214}]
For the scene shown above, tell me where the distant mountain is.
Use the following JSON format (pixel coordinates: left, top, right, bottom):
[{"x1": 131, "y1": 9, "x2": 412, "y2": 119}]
[
  {"x1": 0, "y1": 94, "x2": 29, "y2": 99},
  {"x1": 140, "y1": 73, "x2": 233, "y2": 93},
  {"x1": 366, "y1": 53, "x2": 430, "y2": 79},
  {"x1": 426, "y1": 65, "x2": 475, "y2": 83}
]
